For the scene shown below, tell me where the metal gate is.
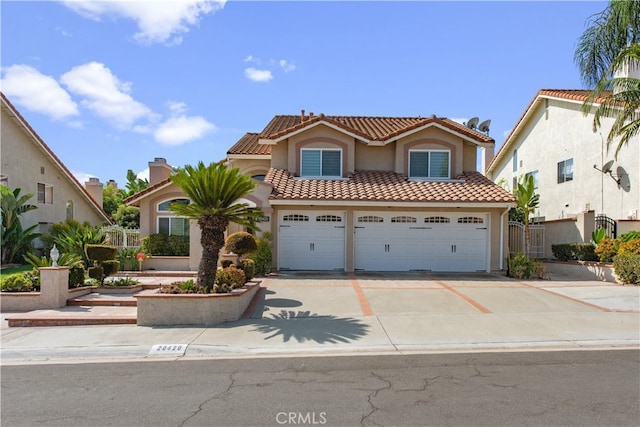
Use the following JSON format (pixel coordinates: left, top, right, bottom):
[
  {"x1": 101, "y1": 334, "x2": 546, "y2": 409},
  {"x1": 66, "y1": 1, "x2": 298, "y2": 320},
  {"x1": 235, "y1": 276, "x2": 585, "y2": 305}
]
[
  {"x1": 508, "y1": 221, "x2": 545, "y2": 258},
  {"x1": 595, "y1": 214, "x2": 617, "y2": 239},
  {"x1": 101, "y1": 225, "x2": 141, "y2": 248}
]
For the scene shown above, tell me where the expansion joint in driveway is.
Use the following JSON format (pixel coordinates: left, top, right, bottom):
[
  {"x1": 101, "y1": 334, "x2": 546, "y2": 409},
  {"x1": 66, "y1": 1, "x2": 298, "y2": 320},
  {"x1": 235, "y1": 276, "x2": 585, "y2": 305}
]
[
  {"x1": 348, "y1": 273, "x2": 374, "y2": 316},
  {"x1": 424, "y1": 274, "x2": 493, "y2": 314}
]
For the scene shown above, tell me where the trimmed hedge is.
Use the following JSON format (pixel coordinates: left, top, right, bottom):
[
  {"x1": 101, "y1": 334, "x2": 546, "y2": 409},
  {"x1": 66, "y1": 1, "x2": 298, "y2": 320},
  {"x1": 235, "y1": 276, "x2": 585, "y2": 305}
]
[
  {"x1": 141, "y1": 234, "x2": 189, "y2": 256},
  {"x1": 551, "y1": 243, "x2": 598, "y2": 262},
  {"x1": 0, "y1": 273, "x2": 33, "y2": 292}
]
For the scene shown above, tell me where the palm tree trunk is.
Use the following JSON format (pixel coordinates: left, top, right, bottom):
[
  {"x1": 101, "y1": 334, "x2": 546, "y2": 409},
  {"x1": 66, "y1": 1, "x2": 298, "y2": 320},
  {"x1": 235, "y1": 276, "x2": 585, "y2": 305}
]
[{"x1": 197, "y1": 215, "x2": 228, "y2": 292}]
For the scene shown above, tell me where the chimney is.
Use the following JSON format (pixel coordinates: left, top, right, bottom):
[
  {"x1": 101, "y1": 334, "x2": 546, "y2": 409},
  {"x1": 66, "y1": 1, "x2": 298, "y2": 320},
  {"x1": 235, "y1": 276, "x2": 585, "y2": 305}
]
[
  {"x1": 309, "y1": 112, "x2": 314, "y2": 120},
  {"x1": 300, "y1": 109, "x2": 305, "y2": 122},
  {"x1": 149, "y1": 157, "x2": 172, "y2": 185},
  {"x1": 85, "y1": 177, "x2": 104, "y2": 208},
  {"x1": 481, "y1": 145, "x2": 495, "y2": 176}
]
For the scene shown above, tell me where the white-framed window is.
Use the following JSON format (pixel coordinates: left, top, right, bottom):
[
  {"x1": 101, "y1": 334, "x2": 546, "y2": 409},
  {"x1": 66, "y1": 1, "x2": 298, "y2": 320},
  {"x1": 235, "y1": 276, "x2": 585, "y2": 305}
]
[
  {"x1": 37, "y1": 183, "x2": 53, "y2": 204},
  {"x1": 557, "y1": 159, "x2": 573, "y2": 183},
  {"x1": 66, "y1": 200, "x2": 74, "y2": 220},
  {"x1": 512, "y1": 149, "x2": 518, "y2": 172},
  {"x1": 526, "y1": 170, "x2": 539, "y2": 189},
  {"x1": 157, "y1": 198, "x2": 190, "y2": 236},
  {"x1": 301, "y1": 148, "x2": 342, "y2": 178},
  {"x1": 408, "y1": 150, "x2": 450, "y2": 179}
]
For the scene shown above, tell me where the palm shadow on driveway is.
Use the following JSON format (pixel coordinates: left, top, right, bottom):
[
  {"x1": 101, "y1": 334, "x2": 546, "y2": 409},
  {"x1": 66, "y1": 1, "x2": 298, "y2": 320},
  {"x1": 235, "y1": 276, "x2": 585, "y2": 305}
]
[{"x1": 249, "y1": 309, "x2": 370, "y2": 344}]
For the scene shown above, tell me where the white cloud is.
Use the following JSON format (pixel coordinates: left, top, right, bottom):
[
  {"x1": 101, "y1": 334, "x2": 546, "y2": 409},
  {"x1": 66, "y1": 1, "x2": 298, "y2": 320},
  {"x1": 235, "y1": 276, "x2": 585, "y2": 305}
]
[
  {"x1": 72, "y1": 170, "x2": 97, "y2": 185},
  {"x1": 244, "y1": 67, "x2": 273, "y2": 83},
  {"x1": 62, "y1": 0, "x2": 226, "y2": 45},
  {"x1": 60, "y1": 62, "x2": 157, "y2": 129},
  {"x1": 0, "y1": 64, "x2": 79, "y2": 120},
  {"x1": 137, "y1": 168, "x2": 150, "y2": 181},
  {"x1": 279, "y1": 59, "x2": 296, "y2": 73},
  {"x1": 155, "y1": 115, "x2": 216, "y2": 145},
  {"x1": 166, "y1": 100, "x2": 187, "y2": 115}
]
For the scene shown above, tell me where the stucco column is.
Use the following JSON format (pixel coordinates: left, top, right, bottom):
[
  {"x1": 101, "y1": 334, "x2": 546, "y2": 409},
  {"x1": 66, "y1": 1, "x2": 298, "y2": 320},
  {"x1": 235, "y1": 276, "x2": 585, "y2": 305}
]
[
  {"x1": 39, "y1": 267, "x2": 70, "y2": 308},
  {"x1": 577, "y1": 210, "x2": 595, "y2": 243}
]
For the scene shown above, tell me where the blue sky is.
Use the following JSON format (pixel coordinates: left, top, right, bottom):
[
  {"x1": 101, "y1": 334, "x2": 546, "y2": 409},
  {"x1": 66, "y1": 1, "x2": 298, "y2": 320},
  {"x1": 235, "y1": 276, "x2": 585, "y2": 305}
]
[{"x1": 2, "y1": 0, "x2": 608, "y2": 187}]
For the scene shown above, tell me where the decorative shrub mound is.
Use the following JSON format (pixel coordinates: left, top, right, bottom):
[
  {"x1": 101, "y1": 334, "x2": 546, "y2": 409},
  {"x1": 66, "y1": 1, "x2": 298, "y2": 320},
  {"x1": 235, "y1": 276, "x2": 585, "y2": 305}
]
[
  {"x1": 214, "y1": 266, "x2": 246, "y2": 293},
  {"x1": 224, "y1": 232, "x2": 257, "y2": 258},
  {"x1": 85, "y1": 244, "x2": 120, "y2": 285},
  {"x1": 595, "y1": 238, "x2": 619, "y2": 262}
]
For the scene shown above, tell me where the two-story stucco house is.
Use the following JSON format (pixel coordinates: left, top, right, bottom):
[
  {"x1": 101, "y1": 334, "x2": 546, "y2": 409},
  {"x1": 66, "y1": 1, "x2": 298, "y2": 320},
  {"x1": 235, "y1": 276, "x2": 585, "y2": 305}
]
[
  {"x1": 127, "y1": 111, "x2": 515, "y2": 273},
  {"x1": 485, "y1": 89, "x2": 639, "y2": 234},
  {"x1": 1, "y1": 93, "x2": 111, "y2": 247}
]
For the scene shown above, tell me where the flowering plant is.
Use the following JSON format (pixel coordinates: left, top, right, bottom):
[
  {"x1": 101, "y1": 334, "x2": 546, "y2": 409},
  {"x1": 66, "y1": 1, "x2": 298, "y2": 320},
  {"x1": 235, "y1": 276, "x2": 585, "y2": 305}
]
[{"x1": 136, "y1": 252, "x2": 149, "y2": 271}]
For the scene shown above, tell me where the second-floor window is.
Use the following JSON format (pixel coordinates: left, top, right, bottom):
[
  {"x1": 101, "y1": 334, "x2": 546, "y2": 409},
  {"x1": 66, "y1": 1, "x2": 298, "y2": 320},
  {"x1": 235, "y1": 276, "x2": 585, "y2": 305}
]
[
  {"x1": 37, "y1": 183, "x2": 53, "y2": 204},
  {"x1": 526, "y1": 170, "x2": 539, "y2": 189},
  {"x1": 409, "y1": 150, "x2": 450, "y2": 179},
  {"x1": 301, "y1": 148, "x2": 342, "y2": 178},
  {"x1": 557, "y1": 159, "x2": 573, "y2": 183}
]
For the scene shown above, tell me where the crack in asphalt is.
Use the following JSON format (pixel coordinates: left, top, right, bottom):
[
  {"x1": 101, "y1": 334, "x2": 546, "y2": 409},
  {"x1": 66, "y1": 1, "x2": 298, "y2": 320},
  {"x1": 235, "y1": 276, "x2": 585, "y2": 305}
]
[
  {"x1": 177, "y1": 372, "x2": 236, "y2": 427},
  {"x1": 360, "y1": 371, "x2": 392, "y2": 427}
]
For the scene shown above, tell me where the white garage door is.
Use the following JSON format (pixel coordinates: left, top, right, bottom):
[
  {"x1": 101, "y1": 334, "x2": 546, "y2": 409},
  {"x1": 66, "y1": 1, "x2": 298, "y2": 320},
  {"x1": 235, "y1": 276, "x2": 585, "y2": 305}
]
[
  {"x1": 354, "y1": 212, "x2": 488, "y2": 272},
  {"x1": 278, "y1": 211, "x2": 345, "y2": 270}
]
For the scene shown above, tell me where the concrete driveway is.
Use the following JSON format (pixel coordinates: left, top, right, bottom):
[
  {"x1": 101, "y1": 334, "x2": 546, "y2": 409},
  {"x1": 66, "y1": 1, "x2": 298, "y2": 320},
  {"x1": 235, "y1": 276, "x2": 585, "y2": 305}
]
[{"x1": 1, "y1": 271, "x2": 638, "y2": 363}]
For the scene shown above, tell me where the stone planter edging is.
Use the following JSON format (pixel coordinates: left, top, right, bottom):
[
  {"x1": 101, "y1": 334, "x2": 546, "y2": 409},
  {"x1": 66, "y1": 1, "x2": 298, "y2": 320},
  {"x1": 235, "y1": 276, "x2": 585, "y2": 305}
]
[
  {"x1": 135, "y1": 281, "x2": 261, "y2": 326},
  {"x1": 543, "y1": 260, "x2": 620, "y2": 283},
  {"x1": 1, "y1": 286, "x2": 93, "y2": 312}
]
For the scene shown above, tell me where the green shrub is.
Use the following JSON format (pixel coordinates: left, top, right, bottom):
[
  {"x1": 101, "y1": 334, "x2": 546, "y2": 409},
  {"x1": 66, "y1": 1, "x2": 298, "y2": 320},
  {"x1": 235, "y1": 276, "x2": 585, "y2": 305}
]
[
  {"x1": 102, "y1": 260, "x2": 120, "y2": 277},
  {"x1": 246, "y1": 232, "x2": 272, "y2": 277},
  {"x1": 1, "y1": 273, "x2": 33, "y2": 292},
  {"x1": 618, "y1": 239, "x2": 640, "y2": 255},
  {"x1": 220, "y1": 259, "x2": 234, "y2": 268},
  {"x1": 117, "y1": 247, "x2": 141, "y2": 271},
  {"x1": 69, "y1": 264, "x2": 86, "y2": 288},
  {"x1": 613, "y1": 253, "x2": 640, "y2": 284},
  {"x1": 88, "y1": 266, "x2": 104, "y2": 281},
  {"x1": 215, "y1": 266, "x2": 246, "y2": 290},
  {"x1": 551, "y1": 243, "x2": 598, "y2": 261},
  {"x1": 239, "y1": 258, "x2": 256, "y2": 281},
  {"x1": 594, "y1": 238, "x2": 619, "y2": 262},
  {"x1": 85, "y1": 244, "x2": 118, "y2": 262},
  {"x1": 158, "y1": 279, "x2": 203, "y2": 294},
  {"x1": 225, "y1": 232, "x2": 258, "y2": 258},
  {"x1": 619, "y1": 231, "x2": 640, "y2": 242},
  {"x1": 141, "y1": 234, "x2": 189, "y2": 256},
  {"x1": 508, "y1": 253, "x2": 545, "y2": 279}
]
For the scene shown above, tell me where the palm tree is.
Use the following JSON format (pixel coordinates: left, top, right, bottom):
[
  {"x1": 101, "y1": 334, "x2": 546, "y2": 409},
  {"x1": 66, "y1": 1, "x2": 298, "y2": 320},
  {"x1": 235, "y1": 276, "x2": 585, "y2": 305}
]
[
  {"x1": 513, "y1": 175, "x2": 540, "y2": 256},
  {"x1": 1, "y1": 186, "x2": 40, "y2": 264},
  {"x1": 582, "y1": 43, "x2": 640, "y2": 158},
  {"x1": 574, "y1": 0, "x2": 640, "y2": 157},
  {"x1": 168, "y1": 162, "x2": 264, "y2": 292}
]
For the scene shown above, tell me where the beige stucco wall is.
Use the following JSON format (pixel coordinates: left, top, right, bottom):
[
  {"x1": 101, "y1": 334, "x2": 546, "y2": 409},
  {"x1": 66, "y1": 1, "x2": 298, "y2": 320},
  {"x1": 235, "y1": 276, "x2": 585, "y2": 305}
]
[
  {"x1": 489, "y1": 98, "x2": 639, "y2": 221},
  {"x1": 1, "y1": 105, "x2": 107, "y2": 240}
]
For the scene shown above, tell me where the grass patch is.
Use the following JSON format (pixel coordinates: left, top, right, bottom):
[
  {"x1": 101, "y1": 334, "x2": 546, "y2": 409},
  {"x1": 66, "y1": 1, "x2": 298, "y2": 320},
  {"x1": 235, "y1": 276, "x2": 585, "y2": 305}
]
[{"x1": 0, "y1": 264, "x2": 33, "y2": 277}]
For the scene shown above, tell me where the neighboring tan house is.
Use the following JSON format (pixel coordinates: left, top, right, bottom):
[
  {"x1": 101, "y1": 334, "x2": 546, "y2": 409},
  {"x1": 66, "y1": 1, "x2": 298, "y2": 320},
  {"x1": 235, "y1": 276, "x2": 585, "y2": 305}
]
[
  {"x1": 485, "y1": 89, "x2": 639, "y2": 236},
  {"x1": 127, "y1": 111, "x2": 515, "y2": 272},
  {"x1": 1, "y1": 93, "x2": 111, "y2": 248}
]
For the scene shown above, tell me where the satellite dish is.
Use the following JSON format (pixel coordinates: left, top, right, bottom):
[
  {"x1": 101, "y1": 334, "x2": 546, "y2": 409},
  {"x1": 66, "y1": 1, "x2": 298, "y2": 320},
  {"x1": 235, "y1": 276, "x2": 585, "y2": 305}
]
[
  {"x1": 478, "y1": 119, "x2": 491, "y2": 133},
  {"x1": 465, "y1": 117, "x2": 479, "y2": 129},
  {"x1": 601, "y1": 160, "x2": 614, "y2": 174}
]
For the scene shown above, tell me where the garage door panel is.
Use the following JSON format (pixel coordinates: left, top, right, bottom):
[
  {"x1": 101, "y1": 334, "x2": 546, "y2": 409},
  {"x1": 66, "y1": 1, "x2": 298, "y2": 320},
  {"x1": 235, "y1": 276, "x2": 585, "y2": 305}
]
[
  {"x1": 355, "y1": 212, "x2": 488, "y2": 272},
  {"x1": 278, "y1": 211, "x2": 345, "y2": 271}
]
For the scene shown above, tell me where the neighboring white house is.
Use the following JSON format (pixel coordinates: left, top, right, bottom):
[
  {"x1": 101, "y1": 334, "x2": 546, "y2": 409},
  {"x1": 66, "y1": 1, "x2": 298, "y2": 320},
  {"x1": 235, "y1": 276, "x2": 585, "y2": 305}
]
[
  {"x1": 1, "y1": 93, "x2": 111, "y2": 247},
  {"x1": 486, "y1": 89, "x2": 639, "y2": 235}
]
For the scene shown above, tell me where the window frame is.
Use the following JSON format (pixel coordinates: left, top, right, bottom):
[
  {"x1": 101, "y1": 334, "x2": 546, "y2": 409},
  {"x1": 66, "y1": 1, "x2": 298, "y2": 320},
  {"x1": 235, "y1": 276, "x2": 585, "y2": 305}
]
[
  {"x1": 37, "y1": 182, "x2": 53, "y2": 204},
  {"x1": 408, "y1": 149, "x2": 451, "y2": 180},
  {"x1": 526, "y1": 170, "x2": 539, "y2": 189},
  {"x1": 300, "y1": 148, "x2": 342, "y2": 179},
  {"x1": 156, "y1": 198, "x2": 190, "y2": 236},
  {"x1": 557, "y1": 159, "x2": 574, "y2": 183}
]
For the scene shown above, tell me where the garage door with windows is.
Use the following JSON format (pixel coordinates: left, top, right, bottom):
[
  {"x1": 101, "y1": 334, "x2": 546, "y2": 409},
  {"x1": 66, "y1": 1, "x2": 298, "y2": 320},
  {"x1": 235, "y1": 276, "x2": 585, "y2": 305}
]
[
  {"x1": 354, "y1": 212, "x2": 488, "y2": 272},
  {"x1": 278, "y1": 211, "x2": 346, "y2": 270}
]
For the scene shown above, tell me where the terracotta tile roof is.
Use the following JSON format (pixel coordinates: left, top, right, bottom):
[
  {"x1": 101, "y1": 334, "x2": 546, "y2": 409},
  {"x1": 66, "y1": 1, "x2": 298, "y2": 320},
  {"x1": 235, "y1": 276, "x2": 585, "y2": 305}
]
[
  {"x1": 227, "y1": 132, "x2": 271, "y2": 156},
  {"x1": 260, "y1": 114, "x2": 495, "y2": 144},
  {"x1": 264, "y1": 169, "x2": 514, "y2": 204},
  {"x1": 487, "y1": 89, "x2": 613, "y2": 174},
  {"x1": 123, "y1": 178, "x2": 172, "y2": 206}
]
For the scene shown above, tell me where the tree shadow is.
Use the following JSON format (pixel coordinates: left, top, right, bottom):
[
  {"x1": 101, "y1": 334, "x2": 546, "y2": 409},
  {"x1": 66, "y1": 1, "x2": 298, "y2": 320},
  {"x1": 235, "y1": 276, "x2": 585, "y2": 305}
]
[{"x1": 250, "y1": 309, "x2": 370, "y2": 344}]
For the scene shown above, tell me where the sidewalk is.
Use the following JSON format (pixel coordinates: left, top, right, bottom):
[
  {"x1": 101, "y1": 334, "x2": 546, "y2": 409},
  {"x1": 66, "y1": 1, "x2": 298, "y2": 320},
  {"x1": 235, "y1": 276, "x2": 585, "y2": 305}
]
[{"x1": 1, "y1": 272, "x2": 639, "y2": 365}]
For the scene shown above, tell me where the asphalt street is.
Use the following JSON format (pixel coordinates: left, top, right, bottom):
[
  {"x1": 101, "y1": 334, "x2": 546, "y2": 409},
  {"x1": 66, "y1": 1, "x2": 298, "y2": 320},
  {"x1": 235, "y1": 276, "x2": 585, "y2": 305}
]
[{"x1": 2, "y1": 350, "x2": 639, "y2": 427}]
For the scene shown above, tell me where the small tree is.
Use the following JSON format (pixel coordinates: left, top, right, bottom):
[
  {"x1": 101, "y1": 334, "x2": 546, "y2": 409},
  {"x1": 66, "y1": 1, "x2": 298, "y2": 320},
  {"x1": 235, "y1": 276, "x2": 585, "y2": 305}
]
[
  {"x1": 85, "y1": 244, "x2": 119, "y2": 285},
  {"x1": 224, "y1": 232, "x2": 258, "y2": 261},
  {"x1": 513, "y1": 175, "x2": 540, "y2": 256},
  {"x1": 1, "y1": 186, "x2": 40, "y2": 264}
]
